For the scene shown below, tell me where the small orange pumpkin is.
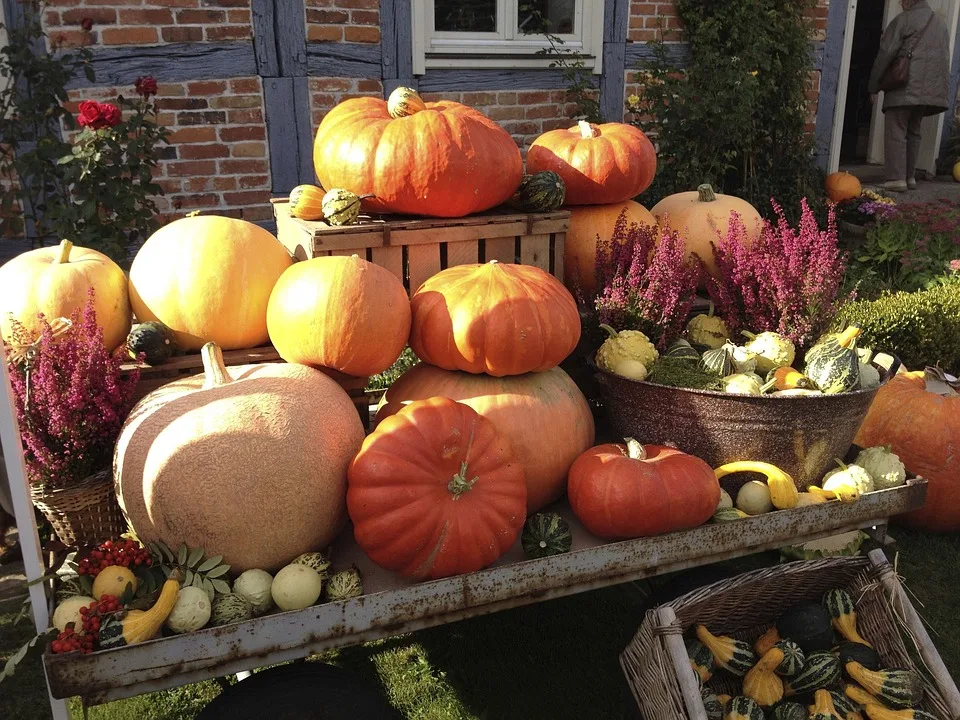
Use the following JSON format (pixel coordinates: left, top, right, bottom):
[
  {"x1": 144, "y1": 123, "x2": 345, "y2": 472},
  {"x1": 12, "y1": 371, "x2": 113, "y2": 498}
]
[
  {"x1": 526, "y1": 121, "x2": 657, "y2": 205},
  {"x1": 824, "y1": 172, "x2": 862, "y2": 203},
  {"x1": 289, "y1": 184, "x2": 326, "y2": 220}
]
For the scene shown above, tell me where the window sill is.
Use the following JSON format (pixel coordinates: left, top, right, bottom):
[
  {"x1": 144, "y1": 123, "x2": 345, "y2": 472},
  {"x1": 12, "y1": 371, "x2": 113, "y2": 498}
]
[{"x1": 424, "y1": 54, "x2": 600, "y2": 73}]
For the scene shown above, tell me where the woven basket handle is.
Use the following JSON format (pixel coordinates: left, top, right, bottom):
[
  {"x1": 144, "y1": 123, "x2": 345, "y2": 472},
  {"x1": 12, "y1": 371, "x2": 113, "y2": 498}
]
[{"x1": 657, "y1": 607, "x2": 709, "y2": 720}]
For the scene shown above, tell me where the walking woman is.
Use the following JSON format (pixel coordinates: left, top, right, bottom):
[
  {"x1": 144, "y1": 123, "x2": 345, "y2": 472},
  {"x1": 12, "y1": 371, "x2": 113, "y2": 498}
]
[{"x1": 868, "y1": 0, "x2": 951, "y2": 192}]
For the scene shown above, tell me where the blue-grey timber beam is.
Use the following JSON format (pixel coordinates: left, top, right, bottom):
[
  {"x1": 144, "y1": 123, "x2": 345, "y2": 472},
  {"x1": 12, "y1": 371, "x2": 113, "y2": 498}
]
[
  {"x1": 600, "y1": 0, "x2": 629, "y2": 122},
  {"x1": 939, "y1": 10, "x2": 960, "y2": 161},
  {"x1": 815, "y1": 0, "x2": 851, "y2": 169}
]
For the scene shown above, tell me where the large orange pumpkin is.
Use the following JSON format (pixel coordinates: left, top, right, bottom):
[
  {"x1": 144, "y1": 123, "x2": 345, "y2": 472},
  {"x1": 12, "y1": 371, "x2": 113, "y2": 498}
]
[
  {"x1": 526, "y1": 121, "x2": 657, "y2": 205},
  {"x1": 563, "y1": 201, "x2": 657, "y2": 297},
  {"x1": 313, "y1": 87, "x2": 523, "y2": 218},
  {"x1": 0, "y1": 240, "x2": 131, "y2": 350},
  {"x1": 267, "y1": 255, "x2": 410, "y2": 377},
  {"x1": 409, "y1": 261, "x2": 580, "y2": 376},
  {"x1": 651, "y1": 184, "x2": 763, "y2": 278},
  {"x1": 348, "y1": 397, "x2": 527, "y2": 580},
  {"x1": 115, "y1": 343, "x2": 365, "y2": 572},
  {"x1": 567, "y1": 440, "x2": 720, "y2": 539},
  {"x1": 854, "y1": 371, "x2": 960, "y2": 532},
  {"x1": 377, "y1": 364, "x2": 595, "y2": 512},
  {"x1": 824, "y1": 172, "x2": 862, "y2": 203},
  {"x1": 129, "y1": 216, "x2": 292, "y2": 351}
]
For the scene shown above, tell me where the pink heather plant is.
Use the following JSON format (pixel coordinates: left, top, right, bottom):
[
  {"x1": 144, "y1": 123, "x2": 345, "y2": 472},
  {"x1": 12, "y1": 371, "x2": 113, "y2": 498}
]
[
  {"x1": 5, "y1": 292, "x2": 139, "y2": 488},
  {"x1": 706, "y1": 199, "x2": 847, "y2": 349},
  {"x1": 595, "y1": 210, "x2": 703, "y2": 348}
]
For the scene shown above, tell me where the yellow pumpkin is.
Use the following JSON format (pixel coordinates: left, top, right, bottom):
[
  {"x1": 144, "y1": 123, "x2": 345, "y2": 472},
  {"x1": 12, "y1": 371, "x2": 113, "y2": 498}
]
[
  {"x1": 114, "y1": 343, "x2": 365, "y2": 572},
  {"x1": 953, "y1": 161, "x2": 960, "y2": 183},
  {"x1": 289, "y1": 184, "x2": 326, "y2": 221},
  {"x1": 651, "y1": 184, "x2": 763, "y2": 279},
  {"x1": 128, "y1": 216, "x2": 292, "y2": 351},
  {"x1": 0, "y1": 239, "x2": 131, "y2": 350}
]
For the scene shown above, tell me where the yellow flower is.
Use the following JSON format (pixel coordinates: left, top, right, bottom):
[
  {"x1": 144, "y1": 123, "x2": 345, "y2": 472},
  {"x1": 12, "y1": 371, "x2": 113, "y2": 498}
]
[
  {"x1": 749, "y1": 70, "x2": 759, "y2": 77},
  {"x1": 627, "y1": 94, "x2": 641, "y2": 107}
]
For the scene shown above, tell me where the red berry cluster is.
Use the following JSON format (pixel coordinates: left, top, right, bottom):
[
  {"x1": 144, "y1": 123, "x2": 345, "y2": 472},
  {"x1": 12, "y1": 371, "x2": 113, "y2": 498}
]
[
  {"x1": 77, "y1": 538, "x2": 152, "y2": 577},
  {"x1": 51, "y1": 594, "x2": 122, "y2": 655}
]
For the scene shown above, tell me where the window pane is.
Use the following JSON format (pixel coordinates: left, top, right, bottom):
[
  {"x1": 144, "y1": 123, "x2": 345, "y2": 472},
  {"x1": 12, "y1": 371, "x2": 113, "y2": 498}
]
[
  {"x1": 435, "y1": 0, "x2": 498, "y2": 32},
  {"x1": 518, "y1": 0, "x2": 575, "y2": 35}
]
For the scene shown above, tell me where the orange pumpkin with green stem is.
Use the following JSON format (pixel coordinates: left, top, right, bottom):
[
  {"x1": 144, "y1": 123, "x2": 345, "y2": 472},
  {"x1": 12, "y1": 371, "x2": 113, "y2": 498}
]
[{"x1": 825, "y1": 172, "x2": 862, "y2": 203}]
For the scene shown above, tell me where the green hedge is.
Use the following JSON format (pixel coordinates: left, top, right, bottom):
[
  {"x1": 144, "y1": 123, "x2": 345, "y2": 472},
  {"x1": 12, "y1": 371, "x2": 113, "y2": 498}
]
[{"x1": 835, "y1": 285, "x2": 960, "y2": 373}]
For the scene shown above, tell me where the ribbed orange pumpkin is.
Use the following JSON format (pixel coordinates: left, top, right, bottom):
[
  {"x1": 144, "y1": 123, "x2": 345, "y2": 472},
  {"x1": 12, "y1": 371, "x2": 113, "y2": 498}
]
[
  {"x1": 824, "y1": 172, "x2": 862, "y2": 203},
  {"x1": 289, "y1": 184, "x2": 326, "y2": 220},
  {"x1": 377, "y1": 364, "x2": 595, "y2": 512},
  {"x1": 651, "y1": 184, "x2": 763, "y2": 278},
  {"x1": 114, "y1": 343, "x2": 365, "y2": 572},
  {"x1": 129, "y1": 216, "x2": 292, "y2": 351},
  {"x1": 409, "y1": 261, "x2": 580, "y2": 376},
  {"x1": 567, "y1": 440, "x2": 720, "y2": 539},
  {"x1": 313, "y1": 87, "x2": 523, "y2": 217},
  {"x1": 348, "y1": 397, "x2": 527, "y2": 580},
  {"x1": 0, "y1": 240, "x2": 131, "y2": 350},
  {"x1": 855, "y1": 371, "x2": 960, "y2": 531},
  {"x1": 267, "y1": 255, "x2": 410, "y2": 377},
  {"x1": 526, "y1": 121, "x2": 657, "y2": 205},
  {"x1": 563, "y1": 201, "x2": 657, "y2": 297}
]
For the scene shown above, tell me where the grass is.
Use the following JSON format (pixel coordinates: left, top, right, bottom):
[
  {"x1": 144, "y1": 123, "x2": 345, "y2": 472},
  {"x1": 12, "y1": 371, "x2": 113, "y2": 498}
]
[{"x1": 2, "y1": 532, "x2": 957, "y2": 720}]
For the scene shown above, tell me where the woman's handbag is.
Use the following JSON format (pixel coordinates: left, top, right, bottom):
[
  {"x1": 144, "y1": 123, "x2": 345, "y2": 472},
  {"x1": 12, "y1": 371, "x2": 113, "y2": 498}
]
[{"x1": 879, "y1": 12, "x2": 935, "y2": 91}]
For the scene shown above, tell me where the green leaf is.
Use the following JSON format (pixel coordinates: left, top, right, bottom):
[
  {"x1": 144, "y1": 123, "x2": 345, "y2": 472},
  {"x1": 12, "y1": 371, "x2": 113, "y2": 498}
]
[
  {"x1": 184, "y1": 569, "x2": 194, "y2": 586},
  {"x1": 187, "y1": 547, "x2": 204, "y2": 569},
  {"x1": 202, "y1": 577, "x2": 216, "y2": 600},
  {"x1": 196, "y1": 555, "x2": 223, "y2": 572},
  {"x1": 56, "y1": 154, "x2": 73, "y2": 164},
  {"x1": 211, "y1": 578, "x2": 231, "y2": 595},
  {"x1": 191, "y1": 574, "x2": 204, "y2": 590},
  {"x1": 205, "y1": 564, "x2": 231, "y2": 578},
  {"x1": 26, "y1": 571, "x2": 59, "y2": 587},
  {"x1": 120, "y1": 581, "x2": 136, "y2": 606},
  {"x1": 161, "y1": 565, "x2": 172, "y2": 578},
  {"x1": 177, "y1": 543, "x2": 188, "y2": 566}
]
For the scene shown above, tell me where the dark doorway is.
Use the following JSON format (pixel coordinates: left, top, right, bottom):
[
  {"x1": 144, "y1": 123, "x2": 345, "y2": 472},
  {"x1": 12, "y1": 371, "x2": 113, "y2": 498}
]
[{"x1": 840, "y1": 0, "x2": 886, "y2": 162}]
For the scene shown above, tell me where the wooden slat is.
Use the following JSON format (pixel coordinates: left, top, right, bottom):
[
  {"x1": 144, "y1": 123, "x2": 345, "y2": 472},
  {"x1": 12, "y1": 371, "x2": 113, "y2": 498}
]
[
  {"x1": 520, "y1": 234, "x2": 550, "y2": 272},
  {"x1": 122, "y1": 345, "x2": 282, "y2": 376},
  {"x1": 370, "y1": 246, "x2": 403, "y2": 284},
  {"x1": 444, "y1": 240, "x2": 479, "y2": 268},
  {"x1": 553, "y1": 232, "x2": 565, "y2": 282},
  {"x1": 529, "y1": 218, "x2": 570, "y2": 235},
  {"x1": 407, "y1": 244, "x2": 441, "y2": 294},
  {"x1": 329, "y1": 249, "x2": 358, "y2": 257},
  {"x1": 485, "y1": 237, "x2": 516, "y2": 264},
  {"x1": 274, "y1": 205, "x2": 313, "y2": 261}
]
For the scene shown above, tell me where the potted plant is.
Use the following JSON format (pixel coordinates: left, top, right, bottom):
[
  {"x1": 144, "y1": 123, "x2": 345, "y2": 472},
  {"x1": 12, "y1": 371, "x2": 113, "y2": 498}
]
[
  {"x1": 835, "y1": 190, "x2": 898, "y2": 242},
  {"x1": 4, "y1": 292, "x2": 139, "y2": 546}
]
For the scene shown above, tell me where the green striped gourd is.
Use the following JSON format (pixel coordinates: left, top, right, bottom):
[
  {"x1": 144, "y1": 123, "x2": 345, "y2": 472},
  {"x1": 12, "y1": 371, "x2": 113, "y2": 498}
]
[
  {"x1": 512, "y1": 171, "x2": 565, "y2": 212},
  {"x1": 321, "y1": 188, "x2": 363, "y2": 226},
  {"x1": 521, "y1": 512, "x2": 572, "y2": 559},
  {"x1": 696, "y1": 625, "x2": 757, "y2": 676},
  {"x1": 699, "y1": 343, "x2": 735, "y2": 377},
  {"x1": 823, "y1": 588, "x2": 872, "y2": 647},
  {"x1": 785, "y1": 652, "x2": 841, "y2": 696},
  {"x1": 771, "y1": 702, "x2": 809, "y2": 720},
  {"x1": 803, "y1": 326, "x2": 861, "y2": 394},
  {"x1": 838, "y1": 641, "x2": 881, "y2": 671},
  {"x1": 844, "y1": 663, "x2": 924, "y2": 709},
  {"x1": 724, "y1": 696, "x2": 764, "y2": 720},
  {"x1": 810, "y1": 688, "x2": 843, "y2": 720},
  {"x1": 713, "y1": 507, "x2": 748, "y2": 523},
  {"x1": 665, "y1": 338, "x2": 700, "y2": 362},
  {"x1": 686, "y1": 638, "x2": 716, "y2": 683},
  {"x1": 774, "y1": 639, "x2": 805, "y2": 677},
  {"x1": 701, "y1": 687, "x2": 724, "y2": 720},
  {"x1": 288, "y1": 184, "x2": 326, "y2": 220},
  {"x1": 829, "y1": 690, "x2": 861, "y2": 720}
]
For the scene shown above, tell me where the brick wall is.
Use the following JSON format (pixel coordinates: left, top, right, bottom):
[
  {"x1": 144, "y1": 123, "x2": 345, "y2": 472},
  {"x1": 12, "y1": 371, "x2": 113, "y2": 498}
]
[
  {"x1": 305, "y1": 0, "x2": 379, "y2": 43},
  {"x1": 310, "y1": 77, "x2": 383, "y2": 132}
]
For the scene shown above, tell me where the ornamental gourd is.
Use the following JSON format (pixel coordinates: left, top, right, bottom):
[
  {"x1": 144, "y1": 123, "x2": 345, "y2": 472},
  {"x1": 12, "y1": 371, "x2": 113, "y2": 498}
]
[
  {"x1": 129, "y1": 215, "x2": 293, "y2": 351},
  {"x1": 823, "y1": 588, "x2": 872, "y2": 647},
  {"x1": 651, "y1": 185, "x2": 763, "y2": 278},
  {"x1": 803, "y1": 326, "x2": 861, "y2": 394},
  {"x1": 289, "y1": 184, "x2": 326, "y2": 220},
  {"x1": 521, "y1": 512, "x2": 572, "y2": 559},
  {"x1": 99, "y1": 572, "x2": 182, "y2": 649},
  {"x1": 563, "y1": 201, "x2": 657, "y2": 296},
  {"x1": 126, "y1": 321, "x2": 177, "y2": 365},
  {"x1": 267, "y1": 254, "x2": 411, "y2": 376},
  {"x1": 855, "y1": 370, "x2": 960, "y2": 531},
  {"x1": 348, "y1": 397, "x2": 527, "y2": 580},
  {"x1": 810, "y1": 688, "x2": 843, "y2": 720},
  {"x1": 526, "y1": 121, "x2": 656, "y2": 205},
  {"x1": 843, "y1": 663, "x2": 924, "y2": 709},
  {"x1": 0, "y1": 239, "x2": 131, "y2": 351},
  {"x1": 724, "y1": 696, "x2": 765, "y2": 720},
  {"x1": 695, "y1": 625, "x2": 757, "y2": 676},
  {"x1": 321, "y1": 188, "x2": 363, "y2": 226},
  {"x1": 510, "y1": 171, "x2": 566, "y2": 212},
  {"x1": 715, "y1": 461, "x2": 799, "y2": 511},
  {"x1": 773, "y1": 640, "x2": 805, "y2": 677},
  {"x1": 377, "y1": 363, "x2": 595, "y2": 512},
  {"x1": 784, "y1": 652, "x2": 842, "y2": 696},
  {"x1": 313, "y1": 87, "x2": 523, "y2": 217},
  {"x1": 686, "y1": 638, "x2": 716, "y2": 683},
  {"x1": 568, "y1": 440, "x2": 720, "y2": 539},
  {"x1": 743, "y1": 646, "x2": 786, "y2": 706},
  {"x1": 409, "y1": 261, "x2": 580, "y2": 377},
  {"x1": 115, "y1": 343, "x2": 365, "y2": 572}
]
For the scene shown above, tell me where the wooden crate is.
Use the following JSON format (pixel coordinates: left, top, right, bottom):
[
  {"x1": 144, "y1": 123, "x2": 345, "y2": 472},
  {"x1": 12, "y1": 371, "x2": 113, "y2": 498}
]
[{"x1": 271, "y1": 199, "x2": 569, "y2": 293}]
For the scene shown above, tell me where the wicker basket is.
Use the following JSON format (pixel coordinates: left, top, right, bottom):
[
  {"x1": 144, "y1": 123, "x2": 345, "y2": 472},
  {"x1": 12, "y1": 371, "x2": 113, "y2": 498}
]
[
  {"x1": 621, "y1": 551, "x2": 960, "y2": 720},
  {"x1": 30, "y1": 469, "x2": 127, "y2": 546}
]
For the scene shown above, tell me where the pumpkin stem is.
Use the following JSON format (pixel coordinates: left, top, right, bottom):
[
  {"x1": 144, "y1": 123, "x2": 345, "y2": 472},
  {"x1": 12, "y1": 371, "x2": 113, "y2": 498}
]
[
  {"x1": 577, "y1": 120, "x2": 600, "y2": 139},
  {"x1": 599, "y1": 323, "x2": 619, "y2": 340},
  {"x1": 740, "y1": 330, "x2": 757, "y2": 341},
  {"x1": 447, "y1": 461, "x2": 478, "y2": 498},
  {"x1": 833, "y1": 458, "x2": 849, "y2": 471},
  {"x1": 837, "y1": 326, "x2": 861, "y2": 349},
  {"x1": 623, "y1": 438, "x2": 647, "y2": 461},
  {"x1": 200, "y1": 342, "x2": 234, "y2": 389},
  {"x1": 697, "y1": 184, "x2": 717, "y2": 203},
  {"x1": 55, "y1": 239, "x2": 73, "y2": 264},
  {"x1": 706, "y1": 300, "x2": 715, "y2": 318}
]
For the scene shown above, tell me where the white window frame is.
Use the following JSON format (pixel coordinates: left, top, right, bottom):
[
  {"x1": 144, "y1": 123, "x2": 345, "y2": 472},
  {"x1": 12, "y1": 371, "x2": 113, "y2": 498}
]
[{"x1": 412, "y1": 0, "x2": 604, "y2": 75}]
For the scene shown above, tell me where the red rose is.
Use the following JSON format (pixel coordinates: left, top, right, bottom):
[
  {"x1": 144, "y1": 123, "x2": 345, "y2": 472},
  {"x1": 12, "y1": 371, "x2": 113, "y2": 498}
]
[
  {"x1": 100, "y1": 103, "x2": 122, "y2": 127},
  {"x1": 76, "y1": 101, "x2": 122, "y2": 130},
  {"x1": 134, "y1": 76, "x2": 158, "y2": 98},
  {"x1": 80, "y1": 17, "x2": 93, "y2": 31}
]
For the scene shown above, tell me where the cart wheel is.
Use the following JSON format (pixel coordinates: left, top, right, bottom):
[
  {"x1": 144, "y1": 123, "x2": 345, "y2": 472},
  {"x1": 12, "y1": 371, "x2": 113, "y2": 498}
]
[{"x1": 197, "y1": 662, "x2": 398, "y2": 720}]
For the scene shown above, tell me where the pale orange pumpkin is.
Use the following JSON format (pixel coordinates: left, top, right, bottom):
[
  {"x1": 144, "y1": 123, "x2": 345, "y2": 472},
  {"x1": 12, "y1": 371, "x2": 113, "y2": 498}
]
[
  {"x1": 563, "y1": 201, "x2": 657, "y2": 297},
  {"x1": 855, "y1": 370, "x2": 960, "y2": 532},
  {"x1": 0, "y1": 240, "x2": 131, "y2": 350},
  {"x1": 376, "y1": 363, "x2": 595, "y2": 512},
  {"x1": 267, "y1": 254, "x2": 411, "y2": 377},
  {"x1": 651, "y1": 184, "x2": 763, "y2": 278},
  {"x1": 128, "y1": 216, "x2": 293, "y2": 351},
  {"x1": 824, "y1": 172, "x2": 862, "y2": 203},
  {"x1": 526, "y1": 121, "x2": 657, "y2": 205},
  {"x1": 409, "y1": 261, "x2": 580, "y2": 376}
]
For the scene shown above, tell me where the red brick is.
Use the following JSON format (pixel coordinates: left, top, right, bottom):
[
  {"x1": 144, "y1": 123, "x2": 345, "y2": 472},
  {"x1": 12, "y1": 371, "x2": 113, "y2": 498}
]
[
  {"x1": 184, "y1": 177, "x2": 214, "y2": 192},
  {"x1": 628, "y1": 29, "x2": 658, "y2": 41},
  {"x1": 50, "y1": 30, "x2": 93, "y2": 47},
  {"x1": 167, "y1": 160, "x2": 217, "y2": 177},
  {"x1": 230, "y1": 78, "x2": 260, "y2": 93},
  {"x1": 219, "y1": 125, "x2": 265, "y2": 142},
  {"x1": 631, "y1": 3, "x2": 657, "y2": 14},
  {"x1": 223, "y1": 190, "x2": 271, "y2": 206},
  {"x1": 119, "y1": 9, "x2": 174, "y2": 24},
  {"x1": 152, "y1": 0, "x2": 199, "y2": 6},
  {"x1": 307, "y1": 25, "x2": 342, "y2": 41},
  {"x1": 231, "y1": 141, "x2": 266, "y2": 157},
  {"x1": 175, "y1": 193, "x2": 222, "y2": 208},
  {"x1": 238, "y1": 174, "x2": 269, "y2": 189},
  {"x1": 502, "y1": 120, "x2": 538, "y2": 134},
  {"x1": 307, "y1": 8, "x2": 348, "y2": 23},
  {"x1": 44, "y1": 11, "x2": 61, "y2": 26},
  {"x1": 213, "y1": 176, "x2": 238, "y2": 190},
  {"x1": 200, "y1": 0, "x2": 249, "y2": 6},
  {"x1": 357, "y1": 79, "x2": 382, "y2": 93},
  {"x1": 162, "y1": 26, "x2": 203, "y2": 42},
  {"x1": 205, "y1": 26, "x2": 250, "y2": 40},
  {"x1": 517, "y1": 91, "x2": 550, "y2": 104},
  {"x1": 312, "y1": 78, "x2": 351, "y2": 91},
  {"x1": 525, "y1": 104, "x2": 561, "y2": 119},
  {"x1": 228, "y1": 108, "x2": 263, "y2": 123},
  {"x1": 45, "y1": 0, "x2": 80, "y2": 6},
  {"x1": 62, "y1": 7, "x2": 117, "y2": 23},
  {"x1": 161, "y1": 97, "x2": 209, "y2": 110},
  {"x1": 176, "y1": 9, "x2": 225, "y2": 23},
  {"x1": 496, "y1": 92, "x2": 517, "y2": 105},
  {"x1": 350, "y1": 9, "x2": 378, "y2": 25},
  {"x1": 345, "y1": 26, "x2": 379, "y2": 43},
  {"x1": 169, "y1": 127, "x2": 217, "y2": 143},
  {"x1": 179, "y1": 143, "x2": 230, "y2": 159},
  {"x1": 336, "y1": 0, "x2": 377, "y2": 7},
  {"x1": 219, "y1": 159, "x2": 268, "y2": 174},
  {"x1": 157, "y1": 179, "x2": 184, "y2": 194},
  {"x1": 102, "y1": 27, "x2": 158, "y2": 44},
  {"x1": 226, "y1": 9, "x2": 251, "y2": 23},
  {"x1": 177, "y1": 110, "x2": 227, "y2": 125},
  {"x1": 487, "y1": 106, "x2": 520, "y2": 121},
  {"x1": 188, "y1": 80, "x2": 227, "y2": 95},
  {"x1": 462, "y1": 92, "x2": 497, "y2": 106},
  {"x1": 210, "y1": 95, "x2": 260, "y2": 109}
]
